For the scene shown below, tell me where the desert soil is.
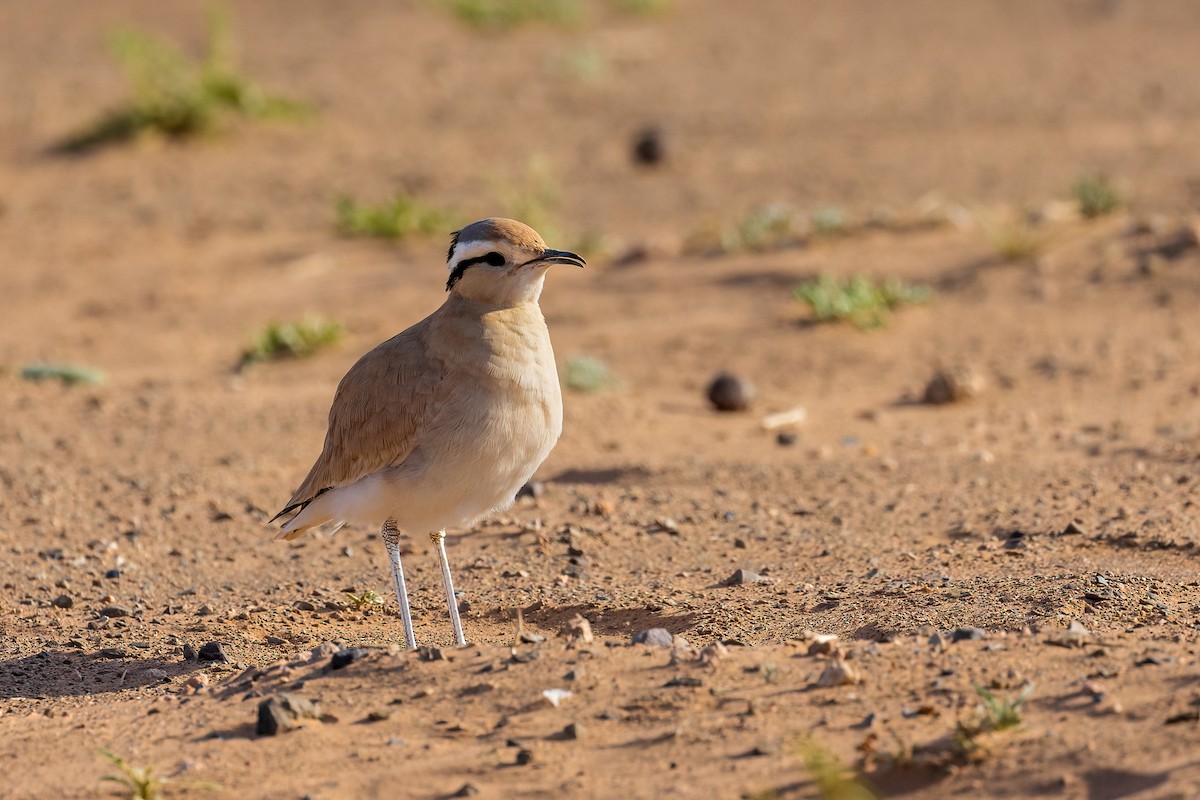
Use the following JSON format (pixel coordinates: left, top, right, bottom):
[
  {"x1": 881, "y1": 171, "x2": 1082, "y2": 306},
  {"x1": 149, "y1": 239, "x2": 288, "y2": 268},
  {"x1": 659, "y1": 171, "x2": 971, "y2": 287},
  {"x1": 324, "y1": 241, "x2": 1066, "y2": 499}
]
[{"x1": 3, "y1": 1, "x2": 1200, "y2": 798}]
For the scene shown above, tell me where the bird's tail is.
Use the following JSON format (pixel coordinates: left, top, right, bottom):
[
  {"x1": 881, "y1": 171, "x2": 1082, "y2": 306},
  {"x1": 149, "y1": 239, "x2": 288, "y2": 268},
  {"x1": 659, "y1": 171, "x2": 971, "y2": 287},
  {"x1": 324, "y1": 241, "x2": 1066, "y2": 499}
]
[{"x1": 274, "y1": 491, "x2": 344, "y2": 540}]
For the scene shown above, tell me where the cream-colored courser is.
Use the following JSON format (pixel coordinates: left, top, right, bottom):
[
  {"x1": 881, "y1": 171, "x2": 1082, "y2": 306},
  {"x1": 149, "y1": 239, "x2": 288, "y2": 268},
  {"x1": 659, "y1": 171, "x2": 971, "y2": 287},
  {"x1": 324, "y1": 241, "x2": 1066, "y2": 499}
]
[{"x1": 271, "y1": 218, "x2": 583, "y2": 647}]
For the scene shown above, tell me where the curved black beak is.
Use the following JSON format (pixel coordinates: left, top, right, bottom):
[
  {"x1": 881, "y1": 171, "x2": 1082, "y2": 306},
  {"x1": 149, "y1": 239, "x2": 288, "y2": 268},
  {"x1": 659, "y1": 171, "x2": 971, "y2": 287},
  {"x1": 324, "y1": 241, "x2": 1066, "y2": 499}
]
[{"x1": 528, "y1": 248, "x2": 586, "y2": 269}]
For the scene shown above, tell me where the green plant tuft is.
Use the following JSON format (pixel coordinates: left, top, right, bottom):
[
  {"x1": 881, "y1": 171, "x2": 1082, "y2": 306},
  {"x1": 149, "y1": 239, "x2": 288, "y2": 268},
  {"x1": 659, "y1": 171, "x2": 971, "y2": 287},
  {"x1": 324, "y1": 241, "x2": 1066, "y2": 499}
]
[
  {"x1": 797, "y1": 739, "x2": 879, "y2": 800},
  {"x1": 335, "y1": 194, "x2": 456, "y2": 240},
  {"x1": 974, "y1": 209, "x2": 1046, "y2": 261},
  {"x1": 564, "y1": 356, "x2": 613, "y2": 392},
  {"x1": 795, "y1": 275, "x2": 931, "y2": 329},
  {"x1": 1072, "y1": 174, "x2": 1123, "y2": 219},
  {"x1": 21, "y1": 363, "x2": 106, "y2": 386},
  {"x1": 58, "y1": 6, "x2": 310, "y2": 154},
  {"x1": 437, "y1": 0, "x2": 584, "y2": 29},
  {"x1": 954, "y1": 682, "x2": 1034, "y2": 756},
  {"x1": 241, "y1": 316, "x2": 344, "y2": 367},
  {"x1": 345, "y1": 589, "x2": 384, "y2": 610}
]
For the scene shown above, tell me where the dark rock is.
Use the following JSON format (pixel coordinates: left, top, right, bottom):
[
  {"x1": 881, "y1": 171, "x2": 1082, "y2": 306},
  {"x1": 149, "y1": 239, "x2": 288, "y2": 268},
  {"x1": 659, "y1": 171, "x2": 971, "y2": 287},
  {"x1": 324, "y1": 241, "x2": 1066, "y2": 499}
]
[
  {"x1": 418, "y1": 646, "x2": 446, "y2": 662},
  {"x1": 632, "y1": 126, "x2": 665, "y2": 166},
  {"x1": 631, "y1": 628, "x2": 673, "y2": 647},
  {"x1": 104, "y1": 569, "x2": 121, "y2": 579},
  {"x1": 182, "y1": 644, "x2": 198, "y2": 661},
  {"x1": 923, "y1": 366, "x2": 984, "y2": 405},
  {"x1": 664, "y1": 676, "x2": 704, "y2": 688},
  {"x1": 951, "y1": 627, "x2": 987, "y2": 642},
  {"x1": 450, "y1": 784, "x2": 480, "y2": 798},
  {"x1": 98, "y1": 647, "x2": 127, "y2": 659},
  {"x1": 331, "y1": 647, "x2": 370, "y2": 670},
  {"x1": 518, "y1": 631, "x2": 546, "y2": 644},
  {"x1": 776, "y1": 431, "x2": 798, "y2": 446},
  {"x1": 516, "y1": 481, "x2": 544, "y2": 500},
  {"x1": 366, "y1": 709, "x2": 391, "y2": 722},
  {"x1": 99, "y1": 605, "x2": 131, "y2": 618},
  {"x1": 563, "y1": 722, "x2": 585, "y2": 740},
  {"x1": 52, "y1": 594, "x2": 74, "y2": 609},
  {"x1": 256, "y1": 693, "x2": 320, "y2": 736},
  {"x1": 725, "y1": 568, "x2": 766, "y2": 586},
  {"x1": 706, "y1": 373, "x2": 756, "y2": 412},
  {"x1": 198, "y1": 641, "x2": 230, "y2": 663},
  {"x1": 294, "y1": 600, "x2": 317, "y2": 612},
  {"x1": 515, "y1": 748, "x2": 534, "y2": 765}
]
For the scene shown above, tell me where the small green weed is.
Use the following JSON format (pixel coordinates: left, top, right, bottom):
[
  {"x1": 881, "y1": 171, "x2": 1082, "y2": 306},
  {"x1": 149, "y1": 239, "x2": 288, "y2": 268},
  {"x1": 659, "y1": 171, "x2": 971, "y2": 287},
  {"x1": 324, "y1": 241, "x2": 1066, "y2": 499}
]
[
  {"x1": 241, "y1": 316, "x2": 344, "y2": 367},
  {"x1": 564, "y1": 356, "x2": 613, "y2": 392},
  {"x1": 797, "y1": 739, "x2": 879, "y2": 800},
  {"x1": 975, "y1": 209, "x2": 1046, "y2": 261},
  {"x1": 345, "y1": 589, "x2": 384, "y2": 610},
  {"x1": 99, "y1": 748, "x2": 216, "y2": 799},
  {"x1": 437, "y1": 0, "x2": 584, "y2": 29},
  {"x1": 59, "y1": 6, "x2": 310, "y2": 153},
  {"x1": 335, "y1": 193, "x2": 456, "y2": 240},
  {"x1": 727, "y1": 205, "x2": 797, "y2": 252},
  {"x1": 1072, "y1": 174, "x2": 1123, "y2": 219},
  {"x1": 954, "y1": 682, "x2": 1034, "y2": 755},
  {"x1": 811, "y1": 206, "x2": 847, "y2": 237},
  {"x1": 795, "y1": 275, "x2": 932, "y2": 329},
  {"x1": 21, "y1": 363, "x2": 106, "y2": 386}
]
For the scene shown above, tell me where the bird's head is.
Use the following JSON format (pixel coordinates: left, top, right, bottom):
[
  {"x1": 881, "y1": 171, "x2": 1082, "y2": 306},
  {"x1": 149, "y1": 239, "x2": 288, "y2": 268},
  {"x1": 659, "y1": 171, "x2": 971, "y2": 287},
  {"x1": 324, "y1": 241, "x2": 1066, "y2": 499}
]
[{"x1": 444, "y1": 218, "x2": 584, "y2": 306}]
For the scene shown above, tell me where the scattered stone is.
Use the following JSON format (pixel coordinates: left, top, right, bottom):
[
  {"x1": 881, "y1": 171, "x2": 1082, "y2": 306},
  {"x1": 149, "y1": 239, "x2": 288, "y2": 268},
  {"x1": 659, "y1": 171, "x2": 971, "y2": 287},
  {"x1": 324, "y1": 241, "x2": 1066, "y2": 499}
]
[
  {"x1": 104, "y1": 569, "x2": 121, "y2": 580},
  {"x1": 805, "y1": 632, "x2": 840, "y2": 657},
  {"x1": 542, "y1": 688, "x2": 573, "y2": 707},
  {"x1": 265, "y1": 636, "x2": 287, "y2": 645},
  {"x1": 198, "y1": 641, "x2": 230, "y2": 663},
  {"x1": 182, "y1": 673, "x2": 210, "y2": 694},
  {"x1": 815, "y1": 657, "x2": 862, "y2": 687},
  {"x1": 699, "y1": 642, "x2": 729, "y2": 667},
  {"x1": 294, "y1": 600, "x2": 317, "y2": 612},
  {"x1": 52, "y1": 594, "x2": 74, "y2": 609},
  {"x1": 98, "y1": 647, "x2": 127, "y2": 659},
  {"x1": 99, "y1": 605, "x2": 131, "y2": 618},
  {"x1": 516, "y1": 481, "x2": 544, "y2": 500},
  {"x1": 631, "y1": 628, "x2": 673, "y2": 647},
  {"x1": 450, "y1": 784, "x2": 480, "y2": 798},
  {"x1": 515, "y1": 748, "x2": 534, "y2": 766},
  {"x1": 310, "y1": 641, "x2": 338, "y2": 661},
  {"x1": 725, "y1": 568, "x2": 768, "y2": 586},
  {"x1": 564, "y1": 614, "x2": 594, "y2": 645},
  {"x1": 706, "y1": 372, "x2": 757, "y2": 412},
  {"x1": 519, "y1": 631, "x2": 546, "y2": 644},
  {"x1": 632, "y1": 127, "x2": 665, "y2": 166},
  {"x1": 923, "y1": 366, "x2": 985, "y2": 405},
  {"x1": 951, "y1": 627, "x2": 987, "y2": 642},
  {"x1": 417, "y1": 646, "x2": 446, "y2": 662},
  {"x1": 182, "y1": 644, "x2": 198, "y2": 661},
  {"x1": 1062, "y1": 519, "x2": 1087, "y2": 535},
  {"x1": 256, "y1": 693, "x2": 320, "y2": 736},
  {"x1": 776, "y1": 431, "x2": 798, "y2": 447},
  {"x1": 664, "y1": 676, "x2": 704, "y2": 688},
  {"x1": 147, "y1": 668, "x2": 169, "y2": 680},
  {"x1": 331, "y1": 647, "x2": 370, "y2": 670},
  {"x1": 928, "y1": 631, "x2": 947, "y2": 650},
  {"x1": 562, "y1": 722, "x2": 585, "y2": 740},
  {"x1": 1047, "y1": 621, "x2": 1091, "y2": 648},
  {"x1": 196, "y1": 605, "x2": 214, "y2": 616},
  {"x1": 366, "y1": 710, "x2": 391, "y2": 722}
]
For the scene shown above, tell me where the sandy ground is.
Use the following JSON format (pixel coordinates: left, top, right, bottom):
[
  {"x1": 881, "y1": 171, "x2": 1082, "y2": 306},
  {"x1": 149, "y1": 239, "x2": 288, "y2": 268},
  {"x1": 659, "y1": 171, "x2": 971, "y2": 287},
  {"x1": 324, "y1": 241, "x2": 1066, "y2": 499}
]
[{"x1": 3, "y1": 1, "x2": 1200, "y2": 798}]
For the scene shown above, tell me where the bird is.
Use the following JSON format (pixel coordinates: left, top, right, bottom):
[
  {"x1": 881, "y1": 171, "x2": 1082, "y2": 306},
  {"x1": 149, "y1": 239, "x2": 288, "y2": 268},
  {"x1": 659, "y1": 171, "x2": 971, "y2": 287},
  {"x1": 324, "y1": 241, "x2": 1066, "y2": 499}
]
[{"x1": 270, "y1": 218, "x2": 583, "y2": 648}]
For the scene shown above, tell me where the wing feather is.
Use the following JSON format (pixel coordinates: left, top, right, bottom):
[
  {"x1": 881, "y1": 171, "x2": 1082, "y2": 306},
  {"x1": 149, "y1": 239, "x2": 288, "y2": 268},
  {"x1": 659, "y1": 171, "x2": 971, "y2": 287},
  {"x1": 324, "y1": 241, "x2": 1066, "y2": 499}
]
[{"x1": 274, "y1": 320, "x2": 442, "y2": 522}]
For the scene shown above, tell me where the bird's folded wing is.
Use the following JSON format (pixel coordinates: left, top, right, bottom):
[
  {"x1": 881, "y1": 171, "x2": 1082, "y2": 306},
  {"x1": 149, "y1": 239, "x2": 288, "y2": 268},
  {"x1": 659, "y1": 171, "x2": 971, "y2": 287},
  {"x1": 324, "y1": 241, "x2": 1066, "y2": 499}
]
[{"x1": 278, "y1": 327, "x2": 442, "y2": 516}]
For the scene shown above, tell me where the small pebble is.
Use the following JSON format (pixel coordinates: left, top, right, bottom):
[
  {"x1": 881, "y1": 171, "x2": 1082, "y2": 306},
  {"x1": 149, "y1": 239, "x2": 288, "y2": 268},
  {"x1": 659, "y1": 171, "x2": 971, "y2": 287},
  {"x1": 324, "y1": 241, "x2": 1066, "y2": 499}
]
[
  {"x1": 182, "y1": 644, "x2": 198, "y2": 661},
  {"x1": 366, "y1": 710, "x2": 391, "y2": 722},
  {"x1": 294, "y1": 600, "x2": 317, "y2": 612},
  {"x1": 104, "y1": 569, "x2": 121, "y2": 580},
  {"x1": 331, "y1": 647, "x2": 370, "y2": 670},
  {"x1": 198, "y1": 641, "x2": 230, "y2": 663},
  {"x1": 632, "y1": 127, "x2": 665, "y2": 166},
  {"x1": 725, "y1": 568, "x2": 767, "y2": 586},
  {"x1": 631, "y1": 628, "x2": 673, "y2": 647},
  {"x1": 450, "y1": 784, "x2": 480, "y2": 798},
  {"x1": 99, "y1": 605, "x2": 131, "y2": 618},
  {"x1": 52, "y1": 594, "x2": 74, "y2": 609},
  {"x1": 563, "y1": 722, "x2": 585, "y2": 740},
  {"x1": 776, "y1": 431, "x2": 798, "y2": 447},
  {"x1": 515, "y1": 748, "x2": 534, "y2": 765},
  {"x1": 951, "y1": 627, "x2": 987, "y2": 642},
  {"x1": 706, "y1": 373, "x2": 757, "y2": 412}
]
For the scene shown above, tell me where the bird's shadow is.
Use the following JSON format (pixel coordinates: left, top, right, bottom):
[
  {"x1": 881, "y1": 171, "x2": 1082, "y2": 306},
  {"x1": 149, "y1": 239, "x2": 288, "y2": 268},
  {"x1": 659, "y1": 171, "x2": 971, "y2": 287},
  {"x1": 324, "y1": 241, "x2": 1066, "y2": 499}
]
[
  {"x1": 490, "y1": 602, "x2": 700, "y2": 639},
  {"x1": 0, "y1": 649, "x2": 200, "y2": 700}
]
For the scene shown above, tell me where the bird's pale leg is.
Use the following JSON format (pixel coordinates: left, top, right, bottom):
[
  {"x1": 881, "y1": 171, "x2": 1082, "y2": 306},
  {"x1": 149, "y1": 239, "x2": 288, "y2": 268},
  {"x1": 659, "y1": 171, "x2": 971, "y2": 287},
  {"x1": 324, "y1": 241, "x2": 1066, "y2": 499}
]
[
  {"x1": 430, "y1": 530, "x2": 466, "y2": 646},
  {"x1": 381, "y1": 519, "x2": 417, "y2": 650}
]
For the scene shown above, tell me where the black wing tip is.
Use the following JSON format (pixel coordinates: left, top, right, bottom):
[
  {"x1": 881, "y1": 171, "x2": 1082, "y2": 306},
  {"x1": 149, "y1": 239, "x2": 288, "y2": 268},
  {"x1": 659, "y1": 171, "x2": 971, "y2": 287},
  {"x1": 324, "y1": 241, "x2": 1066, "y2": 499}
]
[{"x1": 269, "y1": 486, "x2": 331, "y2": 524}]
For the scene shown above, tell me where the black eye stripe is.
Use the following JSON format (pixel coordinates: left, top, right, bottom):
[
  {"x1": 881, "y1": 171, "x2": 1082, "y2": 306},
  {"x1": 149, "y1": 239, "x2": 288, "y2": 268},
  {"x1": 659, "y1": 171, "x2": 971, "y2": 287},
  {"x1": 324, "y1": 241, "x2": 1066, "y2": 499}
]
[{"x1": 446, "y1": 251, "x2": 507, "y2": 291}]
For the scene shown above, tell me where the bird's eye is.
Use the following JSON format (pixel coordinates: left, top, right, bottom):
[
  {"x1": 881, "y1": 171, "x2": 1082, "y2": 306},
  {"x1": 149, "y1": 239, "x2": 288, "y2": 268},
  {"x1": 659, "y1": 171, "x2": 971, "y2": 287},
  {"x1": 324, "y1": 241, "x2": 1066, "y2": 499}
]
[{"x1": 484, "y1": 252, "x2": 506, "y2": 267}]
